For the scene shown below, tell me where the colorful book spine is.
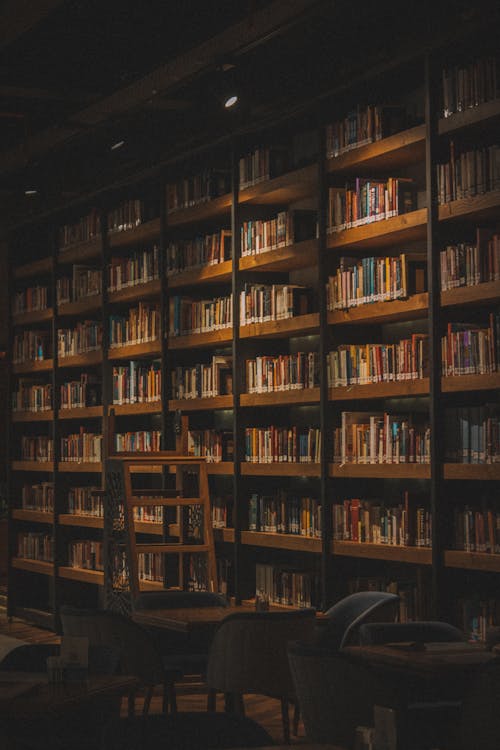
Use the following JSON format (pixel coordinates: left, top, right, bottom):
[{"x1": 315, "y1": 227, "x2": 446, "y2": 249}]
[
  {"x1": 12, "y1": 285, "x2": 48, "y2": 314},
  {"x1": 114, "y1": 430, "x2": 161, "y2": 453},
  {"x1": 328, "y1": 335, "x2": 429, "y2": 386},
  {"x1": 437, "y1": 142, "x2": 500, "y2": 204},
  {"x1": 109, "y1": 303, "x2": 159, "y2": 347},
  {"x1": 249, "y1": 491, "x2": 321, "y2": 537},
  {"x1": 59, "y1": 209, "x2": 101, "y2": 248},
  {"x1": 328, "y1": 177, "x2": 416, "y2": 231},
  {"x1": 57, "y1": 321, "x2": 102, "y2": 357},
  {"x1": 21, "y1": 436, "x2": 53, "y2": 462},
  {"x1": 246, "y1": 352, "x2": 318, "y2": 393},
  {"x1": 108, "y1": 245, "x2": 159, "y2": 291},
  {"x1": 334, "y1": 412, "x2": 431, "y2": 464},
  {"x1": 244, "y1": 426, "x2": 321, "y2": 463},
  {"x1": 169, "y1": 295, "x2": 233, "y2": 336},
  {"x1": 112, "y1": 360, "x2": 161, "y2": 404},
  {"x1": 12, "y1": 381, "x2": 52, "y2": 412},
  {"x1": 240, "y1": 283, "x2": 311, "y2": 325},
  {"x1": 17, "y1": 532, "x2": 53, "y2": 562},
  {"x1": 21, "y1": 483, "x2": 54, "y2": 513},
  {"x1": 68, "y1": 486, "x2": 102, "y2": 517},
  {"x1": 60, "y1": 430, "x2": 102, "y2": 463},
  {"x1": 166, "y1": 230, "x2": 231, "y2": 275}
]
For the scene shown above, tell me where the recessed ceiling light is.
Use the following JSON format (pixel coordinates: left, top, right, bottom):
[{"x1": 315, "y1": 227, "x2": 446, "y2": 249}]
[
  {"x1": 24, "y1": 189, "x2": 38, "y2": 196},
  {"x1": 224, "y1": 94, "x2": 238, "y2": 109},
  {"x1": 111, "y1": 140, "x2": 125, "y2": 151}
]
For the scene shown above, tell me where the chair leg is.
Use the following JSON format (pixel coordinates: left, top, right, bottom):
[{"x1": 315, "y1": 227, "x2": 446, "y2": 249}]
[
  {"x1": 142, "y1": 686, "x2": 154, "y2": 717},
  {"x1": 281, "y1": 697, "x2": 291, "y2": 745},
  {"x1": 293, "y1": 701, "x2": 300, "y2": 736},
  {"x1": 207, "y1": 689, "x2": 217, "y2": 712},
  {"x1": 128, "y1": 689, "x2": 136, "y2": 718}
]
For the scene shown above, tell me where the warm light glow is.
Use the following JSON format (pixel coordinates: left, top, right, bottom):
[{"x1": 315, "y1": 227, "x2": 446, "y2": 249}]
[
  {"x1": 111, "y1": 140, "x2": 125, "y2": 151},
  {"x1": 24, "y1": 189, "x2": 38, "y2": 196},
  {"x1": 224, "y1": 94, "x2": 238, "y2": 109}
]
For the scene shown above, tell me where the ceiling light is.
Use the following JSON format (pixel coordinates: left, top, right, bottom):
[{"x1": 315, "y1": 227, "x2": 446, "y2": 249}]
[
  {"x1": 111, "y1": 140, "x2": 125, "y2": 151},
  {"x1": 24, "y1": 189, "x2": 38, "y2": 196},
  {"x1": 224, "y1": 94, "x2": 238, "y2": 109}
]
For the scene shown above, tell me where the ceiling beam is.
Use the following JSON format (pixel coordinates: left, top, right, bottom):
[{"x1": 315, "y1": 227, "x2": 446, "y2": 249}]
[
  {"x1": 0, "y1": 85, "x2": 99, "y2": 105},
  {"x1": 0, "y1": 0, "x2": 67, "y2": 50}
]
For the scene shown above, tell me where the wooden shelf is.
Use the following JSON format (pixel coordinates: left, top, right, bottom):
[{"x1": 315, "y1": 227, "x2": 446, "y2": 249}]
[
  {"x1": 134, "y1": 521, "x2": 163, "y2": 536},
  {"x1": 206, "y1": 462, "x2": 234, "y2": 475},
  {"x1": 327, "y1": 209, "x2": 427, "y2": 251},
  {"x1": 168, "y1": 193, "x2": 232, "y2": 227},
  {"x1": 12, "y1": 410, "x2": 54, "y2": 423},
  {"x1": 58, "y1": 350, "x2": 102, "y2": 368},
  {"x1": 169, "y1": 328, "x2": 232, "y2": 350},
  {"x1": 213, "y1": 527, "x2": 235, "y2": 544},
  {"x1": 58, "y1": 462, "x2": 103, "y2": 473},
  {"x1": 443, "y1": 464, "x2": 500, "y2": 481},
  {"x1": 438, "y1": 190, "x2": 500, "y2": 223},
  {"x1": 329, "y1": 463, "x2": 430, "y2": 479},
  {"x1": 12, "y1": 308, "x2": 53, "y2": 326},
  {"x1": 12, "y1": 461, "x2": 54, "y2": 473},
  {"x1": 444, "y1": 550, "x2": 500, "y2": 573},
  {"x1": 328, "y1": 293, "x2": 428, "y2": 326},
  {"x1": 108, "y1": 340, "x2": 161, "y2": 359},
  {"x1": 168, "y1": 395, "x2": 233, "y2": 411},
  {"x1": 59, "y1": 514, "x2": 104, "y2": 529},
  {"x1": 239, "y1": 164, "x2": 317, "y2": 205},
  {"x1": 168, "y1": 260, "x2": 232, "y2": 289},
  {"x1": 239, "y1": 313, "x2": 319, "y2": 340},
  {"x1": 327, "y1": 125, "x2": 426, "y2": 173},
  {"x1": 108, "y1": 218, "x2": 161, "y2": 247},
  {"x1": 241, "y1": 530, "x2": 321, "y2": 553},
  {"x1": 332, "y1": 540, "x2": 432, "y2": 564},
  {"x1": 12, "y1": 359, "x2": 54, "y2": 375},
  {"x1": 11, "y1": 509, "x2": 54, "y2": 524},
  {"x1": 438, "y1": 99, "x2": 500, "y2": 136},
  {"x1": 108, "y1": 279, "x2": 161, "y2": 304},
  {"x1": 330, "y1": 379, "x2": 429, "y2": 401},
  {"x1": 240, "y1": 388, "x2": 320, "y2": 407},
  {"x1": 241, "y1": 463, "x2": 321, "y2": 477},
  {"x1": 239, "y1": 238, "x2": 319, "y2": 273},
  {"x1": 59, "y1": 566, "x2": 103, "y2": 585},
  {"x1": 59, "y1": 406, "x2": 103, "y2": 420},
  {"x1": 13, "y1": 257, "x2": 53, "y2": 280},
  {"x1": 110, "y1": 401, "x2": 162, "y2": 415},
  {"x1": 442, "y1": 373, "x2": 500, "y2": 393},
  {"x1": 58, "y1": 296, "x2": 102, "y2": 317},
  {"x1": 441, "y1": 280, "x2": 500, "y2": 308},
  {"x1": 129, "y1": 464, "x2": 163, "y2": 474},
  {"x1": 58, "y1": 237, "x2": 102, "y2": 264},
  {"x1": 11, "y1": 557, "x2": 54, "y2": 575}
]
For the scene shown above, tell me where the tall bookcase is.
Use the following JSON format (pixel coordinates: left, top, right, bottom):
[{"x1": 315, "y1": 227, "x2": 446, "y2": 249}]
[{"x1": 7, "y1": 35, "x2": 500, "y2": 635}]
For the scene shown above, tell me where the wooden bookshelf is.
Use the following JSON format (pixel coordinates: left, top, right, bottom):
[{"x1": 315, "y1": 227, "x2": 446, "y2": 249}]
[
  {"x1": 168, "y1": 260, "x2": 233, "y2": 288},
  {"x1": 58, "y1": 406, "x2": 103, "y2": 420},
  {"x1": 58, "y1": 566, "x2": 104, "y2": 585},
  {"x1": 108, "y1": 340, "x2": 161, "y2": 360},
  {"x1": 168, "y1": 395, "x2": 233, "y2": 411},
  {"x1": 108, "y1": 218, "x2": 161, "y2": 247},
  {"x1": 441, "y1": 373, "x2": 500, "y2": 393},
  {"x1": 13, "y1": 359, "x2": 54, "y2": 375},
  {"x1": 11, "y1": 461, "x2": 54, "y2": 473},
  {"x1": 213, "y1": 527, "x2": 235, "y2": 544},
  {"x1": 168, "y1": 329, "x2": 233, "y2": 350},
  {"x1": 59, "y1": 514, "x2": 104, "y2": 529},
  {"x1": 12, "y1": 308, "x2": 53, "y2": 326},
  {"x1": 240, "y1": 388, "x2": 320, "y2": 407},
  {"x1": 241, "y1": 530, "x2": 321, "y2": 553},
  {"x1": 327, "y1": 293, "x2": 428, "y2": 326},
  {"x1": 108, "y1": 278, "x2": 161, "y2": 304},
  {"x1": 438, "y1": 99, "x2": 500, "y2": 136},
  {"x1": 58, "y1": 350, "x2": 102, "y2": 368},
  {"x1": 326, "y1": 208, "x2": 427, "y2": 251},
  {"x1": 444, "y1": 550, "x2": 500, "y2": 573},
  {"x1": 58, "y1": 296, "x2": 102, "y2": 317},
  {"x1": 443, "y1": 464, "x2": 500, "y2": 481},
  {"x1": 58, "y1": 462, "x2": 103, "y2": 473},
  {"x1": 241, "y1": 463, "x2": 321, "y2": 477},
  {"x1": 110, "y1": 401, "x2": 162, "y2": 416},
  {"x1": 167, "y1": 193, "x2": 232, "y2": 227},
  {"x1": 13, "y1": 257, "x2": 53, "y2": 280},
  {"x1": 206, "y1": 462, "x2": 234, "y2": 476},
  {"x1": 239, "y1": 164, "x2": 317, "y2": 206},
  {"x1": 134, "y1": 522, "x2": 163, "y2": 536},
  {"x1": 58, "y1": 237, "x2": 102, "y2": 264},
  {"x1": 239, "y1": 313, "x2": 319, "y2": 340},
  {"x1": 441, "y1": 280, "x2": 500, "y2": 308},
  {"x1": 11, "y1": 509, "x2": 53, "y2": 525},
  {"x1": 327, "y1": 125, "x2": 426, "y2": 173},
  {"x1": 330, "y1": 379, "x2": 429, "y2": 401},
  {"x1": 12, "y1": 410, "x2": 54, "y2": 423},
  {"x1": 332, "y1": 540, "x2": 432, "y2": 565},
  {"x1": 329, "y1": 463, "x2": 431, "y2": 479},
  {"x1": 438, "y1": 189, "x2": 500, "y2": 223},
  {"x1": 239, "y1": 238, "x2": 319, "y2": 273},
  {"x1": 11, "y1": 558, "x2": 54, "y2": 575}
]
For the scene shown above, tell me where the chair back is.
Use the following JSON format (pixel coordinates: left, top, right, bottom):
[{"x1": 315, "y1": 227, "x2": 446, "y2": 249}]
[
  {"x1": 316, "y1": 591, "x2": 399, "y2": 649},
  {"x1": 133, "y1": 591, "x2": 228, "y2": 611},
  {"x1": 207, "y1": 609, "x2": 315, "y2": 699},
  {"x1": 358, "y1": 620, "x2": 466, "y2": 645}
]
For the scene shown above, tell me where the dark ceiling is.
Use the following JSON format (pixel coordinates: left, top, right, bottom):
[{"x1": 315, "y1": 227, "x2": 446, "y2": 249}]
[{"x1": 0, "y1": 0, "x2": 497, "y2": 230}]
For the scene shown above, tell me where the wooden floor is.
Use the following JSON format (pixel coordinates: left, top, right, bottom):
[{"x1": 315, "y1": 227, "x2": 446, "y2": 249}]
[{"x1": 0, "y1": 603, "x2": 308, "y2": 744}]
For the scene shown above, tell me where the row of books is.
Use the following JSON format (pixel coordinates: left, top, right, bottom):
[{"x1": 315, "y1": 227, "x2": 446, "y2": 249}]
[
  {"x1": 255, "y1": 562, "x2": 317, "y2": 608},
  {"x1": 133, "y1": 504, "x2": 164, "y2": 524},
  {"x1": 17, "y1": 532, "x2": 53, "y2": 562},
  {"x1": 112, "y1": 361, "x2": 161, "y2": 404},
  {"x1": 240, "y1": 283, "x2": 311, "y2": 325},
  {"x1": 21, "y1": 436, "x2": 53, "y2": 462},
  {"x1": 244, "y1": 426, "x2": 321, "y2": 464},
  {"x1": 58, "y1": 321, "x2": 102, "y2": 357},
  {"x1": 240, "y1": 210, "x2": 316, "y2": 256},
  {"x1": 107, "y1": 199, "x2": 144, "y2": 233},
  {"x1": 440, "y1": 230, "x2": 500, "y2": 290},
  {"x1": 12, "y1": 381, "x2": 52, "y2": 412},
  {"x1": 61, "y1": 374, "x2": 100, "y2": 410},
  {"x1": 169, "y1": 295, "x2": 233, "y2": 336},
  {"x1": 68, "y1": 486, "x2": 102, "y2": 517},
  {"x1": 441, "y1": 55, "x2": 498, "y2": 119},
  {"x1": 171, "y1": 356, "x2": 233, "y2": 400},
  {"x1": 457, "y1": 599, "x2": 500, "y2": 643},
  {"x1": 441, "y1": 314, "x2": 500, "y2": 376},
  {"x1": 109, "y1": 304, "x2": 159, "y2": 347},
  {"x1": 249, "y1": 492, "x2": 321, "y2": 537},
  {"x1": 212, "y1": 496, "x2": 231, "y2": 529},
  {"x1": 13, "y1": 331, "x2": 50, "y2": 363},
  {"x1": 327, "y1": 177, "x2": 417, "y2": 232},
  {"x1": 326, "y1": 253, "x2": 425, "y2": 310},
  {"x1": 445, "y1": 406, "x2": 500, "y2": 464},
  {"x1": 21, "y1": 482, "x2": 54, "y2": 513},
  {"x1": 453, "y1": 506, "x2": 500, "y2": 554},
  {"x1": 437, "y1": 142, "x2": 500, "y2": 204},
  {"x1": 334, "y1": 412, "x2": 431, "y2": 465},
  {"x1": 13, "y1": 285, "x2": 49, "y2": 315},
  {"x1": 60, "y1": 431, "x2": 102, "y2": 463},
  {"x1": 68, "y1": 540, "x2": 103, "y2": 571},
  {"x1": 327, "y1": 335, "x2": 429, "y2": 387},
  {"x1": 108, "y1": 246, "x2": 159, "y2": 291},
  {"x1": 59, "y1": 209, "x2": 101, "y2": 249},
  {"x1": 238, "y1": 145, "x2": 288, "y2": 189},
  {"x1": 332, "y1": 495, "x2": 431, "y2": 547},
  {"x1": 166, "y1": 231, "x2": 231, "y2": 275},
  {"x1": 138, "y1": 552, "x2": 164, "y2": 582},
  {"x1": 57, "y1": 266, "x2": 101, "y2": 305},
  {"x1": 114, "y1": 430, "x2": 161, "y2": 453},
  {"x1": 166, "y1": 169, "x2": 230, "y2": 213},
  {"x1": 246, "y1": 352, "x2": 319, "y2": 393},
  {"x1": 187, "y1": 429, "x2": 234, "y2": 463},
  {"x1": 326, "y1": 104, "x2": 408, "y2": 158}
]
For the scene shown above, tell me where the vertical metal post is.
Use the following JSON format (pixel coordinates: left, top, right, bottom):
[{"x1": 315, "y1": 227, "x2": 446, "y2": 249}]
[{"x1": 231, "y1": 139, "x2": 242, "y2": 603}]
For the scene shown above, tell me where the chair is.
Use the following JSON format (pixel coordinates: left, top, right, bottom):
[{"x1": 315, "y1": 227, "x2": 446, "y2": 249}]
[
  {"x1": 206, "y1": 608, "x2": 316, "y2": 743},
  {"x1": 0, "y1": 641, "x2": 120, "y2": 675},
  {"x1": 358, "y1": 620, "x2": 466, "y2": 646},
  {"x1": 314, "y1": 590, "x2": 400, "y2": 650},
  {"x1": 60, "y1": 605, "x2": 182, "y2": 716}
]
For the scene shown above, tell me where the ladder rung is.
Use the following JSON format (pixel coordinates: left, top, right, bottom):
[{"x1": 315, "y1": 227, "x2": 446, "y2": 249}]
[
  {"x1": 131, "y1": 490, "x2": 181, "y2": 498},
  {"x1": 136, "y1": 543, "x2": 210, "y2": 554},
  {"x1": 129, "y1": 497, "x2": 202, "y2": 508}
]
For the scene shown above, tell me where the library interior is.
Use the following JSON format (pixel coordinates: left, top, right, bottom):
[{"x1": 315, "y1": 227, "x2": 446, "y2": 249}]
[{"x1": 1, "y1": 1, "x2": 500, "y2": 748}]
